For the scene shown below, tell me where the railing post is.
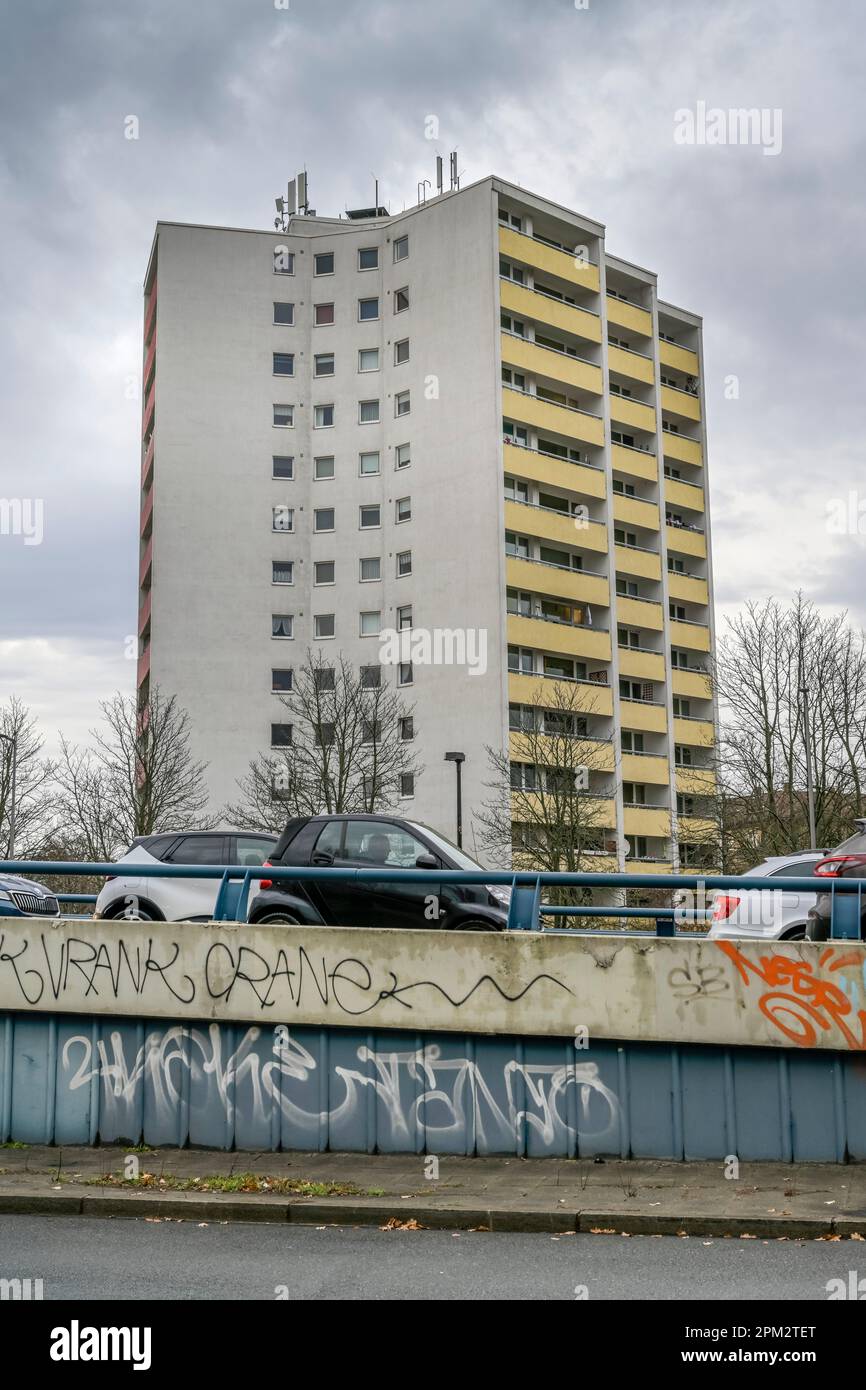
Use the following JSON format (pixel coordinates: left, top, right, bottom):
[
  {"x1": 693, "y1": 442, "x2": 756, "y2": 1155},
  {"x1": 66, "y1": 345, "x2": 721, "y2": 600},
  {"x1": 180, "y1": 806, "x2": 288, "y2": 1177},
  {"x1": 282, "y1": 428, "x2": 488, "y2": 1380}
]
[
  {"x1": 655, "y1": 915, "x2": 675, "y2": 938},
  {"x1": 213, "y1": 872, "x2": 252, "y2": 923},
  {"x1": 506, "y1": 877, "x2": 541, "y2": 931},
  {"x1": 830, "y1": 885, "x2": 861, "y2": 940}
]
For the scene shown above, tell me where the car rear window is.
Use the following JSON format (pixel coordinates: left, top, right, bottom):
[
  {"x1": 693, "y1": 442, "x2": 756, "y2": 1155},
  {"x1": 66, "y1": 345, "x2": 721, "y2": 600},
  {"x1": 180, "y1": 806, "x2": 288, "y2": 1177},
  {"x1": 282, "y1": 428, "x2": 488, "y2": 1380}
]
[
  {"x1": 833, "y1": 831, "x2": 866, "y2": 855},
  {"x1": 272, "y1": 819, "x2": 309, "y2": 861}
]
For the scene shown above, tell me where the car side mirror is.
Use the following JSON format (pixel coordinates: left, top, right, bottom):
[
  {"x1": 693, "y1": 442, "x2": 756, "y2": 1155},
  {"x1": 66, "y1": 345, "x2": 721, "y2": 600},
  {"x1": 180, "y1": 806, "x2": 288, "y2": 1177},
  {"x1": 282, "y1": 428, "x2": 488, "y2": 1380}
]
[{"x1": 415, "y1": 854, "x2": 438, "y2": 869}]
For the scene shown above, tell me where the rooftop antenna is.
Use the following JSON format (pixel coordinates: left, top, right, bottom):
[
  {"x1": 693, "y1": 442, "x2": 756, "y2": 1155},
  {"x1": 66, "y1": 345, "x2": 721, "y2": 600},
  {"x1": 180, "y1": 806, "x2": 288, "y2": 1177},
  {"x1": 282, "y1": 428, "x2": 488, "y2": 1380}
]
[
  {"x1": 449, "y1": 150, "x2": 458, "y2": 190},
  {"x1": 436, "y1": 155, "x2": 443, "y2": 195},
  {"x1": 274, "y1": 170, "x2": 309, "y2": 230},
  {"x1": 417, "y1": 178, "x2": 430, "y2": 205}
]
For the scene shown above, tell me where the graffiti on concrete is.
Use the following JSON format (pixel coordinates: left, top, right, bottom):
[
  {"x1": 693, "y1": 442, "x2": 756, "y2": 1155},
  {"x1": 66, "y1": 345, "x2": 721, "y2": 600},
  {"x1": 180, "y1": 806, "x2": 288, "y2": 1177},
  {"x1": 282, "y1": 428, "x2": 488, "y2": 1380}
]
[
  {"x1": 717, "y1": 942, "x2": 866, "y2": 1050},
  {"x1": 666, "y1": 960, "x2": 730, "y2": 1002}
]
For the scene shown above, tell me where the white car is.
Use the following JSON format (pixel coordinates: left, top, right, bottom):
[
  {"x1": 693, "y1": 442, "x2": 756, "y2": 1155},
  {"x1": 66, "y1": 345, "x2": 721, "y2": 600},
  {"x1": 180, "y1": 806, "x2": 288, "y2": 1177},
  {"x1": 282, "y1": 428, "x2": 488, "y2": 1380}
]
[
  {"x1": 94, "y1": 830, "x2": 278, "y2": 922},
  {"x1": 706, "y1": 849, "x2": 831, "y2": 941}
]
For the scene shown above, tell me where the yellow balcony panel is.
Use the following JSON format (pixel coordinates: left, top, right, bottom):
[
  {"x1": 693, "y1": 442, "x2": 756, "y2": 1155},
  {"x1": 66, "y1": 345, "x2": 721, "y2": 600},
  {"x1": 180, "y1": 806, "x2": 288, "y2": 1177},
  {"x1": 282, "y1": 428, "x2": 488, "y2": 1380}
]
[
  {"x1": 607, "y1": 344, "x2": 654, "y2": 386},
  {"x1": 500, "y1": 332, "x2": 602, "y2": 396},
  {"x1": 618, "y1": 648, "x2": 666, "y2": 682},
  {"x1": 669, "y1": 618, "x2": 711, "y2": 653},
  {"x1": 609, "y1": 394, "x2": 657, "y2": 435},
  {"x1": 622, "y1": 752, "x2": 670, "y2": 785},
  {"x1": 625, "y1": 859, "x2": 674, "y2": 875},
  {"x1": 512, "y1": 790, "x2": 616, "y2": 828},
  {"x1": 509, "y1": 731, "x2": 616, "y2": 772},
  {"x1": 661, "y1": 384, "x2": 701, "y2": 423},
  {"x1": 672, "y1": 668, "x2": 712, "y2": 701},
  {"x1": 617, "y1": 596, "x2": 664, "y2": 631},
  {"x1": 673, "y1": 716, "x2": 715, "y2": 748},
  {"x1": 507, "y1": 613, "x2": 611, "y2": 663},
  {"x1": 665, "y1": 478, "x2": 705, "y2": 512},
  {"x1": 678, "y1": 815, "x2": 718, "y2": 840},
  {"x1": 499, "y1": 225, "x2": 601, "y2": 295},
  {"x1": 611, "y1": 442, "x2": 657, "y2": 483},
  {"x1": 613, "y1": 494, "x2": 660, "y2": 532},
  {"x1": 503, "y1": 440, "x2": 606, "y2": 499},
  {"x1": 505, "y1": 498, "x2": 608, "y2": 554},
  {"x1": 623, "y1": 806, "x2": 671, "y2": 838},
  {"x1": 662, "y1": 432, "x2": 702, "y2": 467},
  {"x1": 506, "y1": 555, "x2": 609, "y2": 608},
  {"x1": 614, "y1": 544, "x2": 661, "y2": 582},
  {"x1": 500, "y1": 279, "x2": 602, "y2": 345},
  {"x1": 666, "y1": 525, "x2": 706, "y2": 560},
  {"x1": 667, "y1": 572, "x2": 708, "y2": 605},
  {"x1": 502, "y1": 386, "x2": 605, "y2": 449},
  {"x1": 508, "y1": 671, "x2": 614, "y2": 717},
  {"x1": 659, "y1": 340, "x2": 699, "y2": 376},
  {"x1": 606, "y1": 295, "x2": 652, "y2": 338},
  {"x1": 620, "y1": 698, "x2": 668, "y2": 734},
  {"x1": 676, "y1": 766, "x2": 717, "y2": 796}
]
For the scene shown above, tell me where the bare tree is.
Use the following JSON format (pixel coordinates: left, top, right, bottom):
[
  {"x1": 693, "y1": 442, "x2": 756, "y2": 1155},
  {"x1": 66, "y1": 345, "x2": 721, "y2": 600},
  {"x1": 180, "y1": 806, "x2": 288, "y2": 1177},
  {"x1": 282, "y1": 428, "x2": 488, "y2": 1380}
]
[
  {"x1": 0, "y1": 696, "x2": 56, "y2": 856},
  {"x1": 225, "y1": 651, "x2": 420, "y2": 829}
]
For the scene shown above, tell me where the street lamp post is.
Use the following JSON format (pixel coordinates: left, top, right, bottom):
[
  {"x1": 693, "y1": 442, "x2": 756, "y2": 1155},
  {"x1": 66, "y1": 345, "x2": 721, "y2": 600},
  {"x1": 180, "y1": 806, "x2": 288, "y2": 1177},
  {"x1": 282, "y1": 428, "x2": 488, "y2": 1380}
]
[
  {"x1": 799, "y1": 684, "x2": 817, "y2": 852},
  {"x1": 0, "y1": 732, "x2": 17, "y2": 860},
  {"x1": 444, "y1": 751, "x2": 466, "y2": 848}
]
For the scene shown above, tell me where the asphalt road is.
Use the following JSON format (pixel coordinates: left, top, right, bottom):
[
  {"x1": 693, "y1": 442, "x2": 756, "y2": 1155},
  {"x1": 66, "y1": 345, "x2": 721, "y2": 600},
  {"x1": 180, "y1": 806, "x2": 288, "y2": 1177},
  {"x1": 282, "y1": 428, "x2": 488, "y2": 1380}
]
[{"x1": 0, "y1": 1215, "x2": 852, "y2": 1300}]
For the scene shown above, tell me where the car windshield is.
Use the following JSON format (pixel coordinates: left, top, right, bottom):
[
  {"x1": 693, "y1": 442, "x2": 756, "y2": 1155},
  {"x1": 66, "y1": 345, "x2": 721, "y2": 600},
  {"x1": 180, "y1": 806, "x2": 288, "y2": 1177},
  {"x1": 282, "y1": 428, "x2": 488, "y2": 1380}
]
[{"x1": 409, "y1": 823, "x2": 485, "y2": 872}]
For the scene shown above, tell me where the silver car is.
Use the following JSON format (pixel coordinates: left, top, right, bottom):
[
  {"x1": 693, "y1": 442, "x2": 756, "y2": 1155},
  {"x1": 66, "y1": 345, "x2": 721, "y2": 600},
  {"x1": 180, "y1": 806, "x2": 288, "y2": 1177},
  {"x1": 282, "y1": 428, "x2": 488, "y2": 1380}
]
[{"x1": 706, "y1": 849, "x2": 831, "y2": 941}]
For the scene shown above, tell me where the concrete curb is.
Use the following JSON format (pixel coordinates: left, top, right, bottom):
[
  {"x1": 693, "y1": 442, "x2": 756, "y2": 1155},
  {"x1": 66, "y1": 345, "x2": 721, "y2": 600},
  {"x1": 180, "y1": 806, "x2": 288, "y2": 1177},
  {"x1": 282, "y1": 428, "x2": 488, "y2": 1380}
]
[{"x1": 1, "y1": 1186, "x2": 864, "y2": 1238}]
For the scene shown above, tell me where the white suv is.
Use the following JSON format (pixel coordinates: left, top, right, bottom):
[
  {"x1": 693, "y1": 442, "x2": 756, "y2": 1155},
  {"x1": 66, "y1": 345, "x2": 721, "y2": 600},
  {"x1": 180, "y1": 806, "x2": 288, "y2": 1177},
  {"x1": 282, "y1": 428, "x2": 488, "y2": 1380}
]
[
  {"x1": 706, "y1": 849, "x2": 831, "y2": 941},
  {"x1": 94, "y1": 830, "x2": 278, "y2": 922}
]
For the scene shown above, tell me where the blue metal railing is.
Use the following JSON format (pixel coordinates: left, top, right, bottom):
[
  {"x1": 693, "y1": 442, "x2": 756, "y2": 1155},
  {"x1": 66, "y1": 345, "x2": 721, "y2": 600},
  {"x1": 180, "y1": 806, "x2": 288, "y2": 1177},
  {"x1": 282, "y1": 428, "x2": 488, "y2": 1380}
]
[{"x1": 0, "y1": 859, "x2": 863, "y2": 937}]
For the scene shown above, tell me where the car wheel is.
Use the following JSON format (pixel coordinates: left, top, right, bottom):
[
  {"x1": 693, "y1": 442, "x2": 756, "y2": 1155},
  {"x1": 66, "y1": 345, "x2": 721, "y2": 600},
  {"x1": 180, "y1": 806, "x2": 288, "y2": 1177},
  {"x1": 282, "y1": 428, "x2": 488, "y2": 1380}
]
[
  {"x1": 806, "y1": 918, "x2": 829, "y2": 942},
  {"x1": 781, "y1": 928, "x2": 807, "y2": 941},
  {"x1": 447, "y1": 918, "x2": 500, "y2": 932},
  {"x1": 257, "y1": 911, "x2": 301, "y2": 925},
  {"x1": 105, "y1": 902, "x2": 158, "y2": 922}
]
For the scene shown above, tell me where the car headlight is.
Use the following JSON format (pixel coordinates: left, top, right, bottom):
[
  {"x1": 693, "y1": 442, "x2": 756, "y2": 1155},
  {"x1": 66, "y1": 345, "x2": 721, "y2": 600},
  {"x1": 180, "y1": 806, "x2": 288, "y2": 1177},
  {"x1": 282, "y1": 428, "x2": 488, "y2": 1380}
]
[
  {"x1": 486, "y1": 885, "x2": 512, "y2": 906},
  {"x1": 0, "y1": 890, "x2": 10, "y2": 901}
]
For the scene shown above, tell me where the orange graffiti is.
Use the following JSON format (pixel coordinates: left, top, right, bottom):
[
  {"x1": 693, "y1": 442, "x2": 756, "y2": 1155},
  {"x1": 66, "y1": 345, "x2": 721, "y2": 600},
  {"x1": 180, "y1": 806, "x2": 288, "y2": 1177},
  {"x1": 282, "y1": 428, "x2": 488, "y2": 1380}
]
[{"x1": 716, "y1": 942, "x2": 866, "y2": 1050}]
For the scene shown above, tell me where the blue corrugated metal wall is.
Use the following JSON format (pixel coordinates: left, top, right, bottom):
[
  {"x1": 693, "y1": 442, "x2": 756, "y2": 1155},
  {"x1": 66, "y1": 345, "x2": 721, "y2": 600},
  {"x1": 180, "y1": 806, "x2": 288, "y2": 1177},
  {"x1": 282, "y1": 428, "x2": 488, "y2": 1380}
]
[{"x1": 2, "y1": 1011, "x2": 865, "y2": 1161}]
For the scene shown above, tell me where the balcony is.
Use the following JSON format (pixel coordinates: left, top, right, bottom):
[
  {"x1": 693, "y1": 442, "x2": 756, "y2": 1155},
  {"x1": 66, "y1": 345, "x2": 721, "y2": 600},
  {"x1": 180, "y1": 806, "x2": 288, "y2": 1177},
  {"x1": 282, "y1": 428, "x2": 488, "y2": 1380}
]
[
  {"x1": 665, "y1": 477, "x2": 705, "y2": 512},
  {"x1": 659, "y1": 339, "x2": 699, "y2": 377},
  {"x1": 617, "y1": 595, "x2": 664, "y2": 631},
  {"x1": 667, "y1": 572, "x2": 708, "y2": 605},
  {"x1": 675, "y1": 765, "x2": 717, "y2": 796},
  {"x1": 623, "y1": 805, "x2": 671, "y2": 838},
  {"x1": 506, "y1": 555, "x2": 609, "y2": 607},
  {"x1": 661, "y1": 383, "x2": 701, "y2": 424},
  {"x1": 505, "y1": 497, "x2": 608, "y2": 554},
  {"x1": 141, "y1": 434, "x2": 154, "y2": 490},
  {"x1": 606, "y1": 294, "x2": 652, "y2": 338},
  {"x1": 138, "y1": 587, "x2": 152, "y2": 637},
  {"x1": 137, "y1": 640, "x2": 151, "y2": 690},
  {"x1": 499, "y1": 225, "x2": 602, "y2": 295},
  {"x1": 607, "y1": 343, "x2": 654, "y2": 386},
  {"x1": 673, "y1": 716, "x2": 715, "y2": 747},
  {"x1": 507, "y1": 612, "x2": 611, "y2": 663},
  {"x1": 625, "y1": 859, "x2": 674, "y2": 875},
  {"x1": 621, "y1": 751, "x2": 670, "y2": 785},
  {"x1": 678, "y1": 814, "x2": 718, "y2": 840},
  {"x1": 502, "y1": 385, "x2": 605, "y2": 449},
  {"x1": 672, "y1": 668, "x2": 712, "y2": 700},
  {"x1": 614, "y1": 543, "x2": 661, "y2": 582},
  {"x1": 669, "y1": 618, "x2": 711, "y2": 653},
  {"x1": 143, "y1": 281, "x2": 157, "y2": 347},
  {"x1": 139, "y1": 533, "x2": 153, "y2": 588},
  {"x1": 611, "y1": 441, "x2": 657, "y2": 483},
  {"x1": 508, "y1": 670, "x2": 614, "y2": 716},
  {"x1": 143, "y1": 330, "x2": 156, "y2": 395},
  {"x1": 666, "y1": 524, "x2": 706, "y2": 560},
  {"x1": 511, "y1": 790, "x2": 617, "y2": 829},
  {"x1": 141, "y1": 392, "x2": 155, "y2": 443},
  {"x1": 613, "y1": 494, "x2": 660, "y2": 533},
  {"x1": 618, "y1": 648, "x2": 666, "y2": 682},
  {"x1": 500, "y1": 278, "x2": 602, "y2": 345},
  {"x1": 509, "y1": 731, "x2": 616, "y2": 772},
  {"x1": 609, "y1": 393, "x2": 657, "y2": 435},
  {"x1": 140, "y1": 483, "x2": 154, "y2": 539},
  {"x1": 504, "y1": 439, "x2": 606, "y2": 499},
  {"x1": 620, "y1": 698, "x2": 668, "y2": 733},
  {"x1": 501, "y1": 332, "x2": 602, "y2": 396},
  {"x1": 662, "y1": 431, "x2": 702, "y2": 467}
]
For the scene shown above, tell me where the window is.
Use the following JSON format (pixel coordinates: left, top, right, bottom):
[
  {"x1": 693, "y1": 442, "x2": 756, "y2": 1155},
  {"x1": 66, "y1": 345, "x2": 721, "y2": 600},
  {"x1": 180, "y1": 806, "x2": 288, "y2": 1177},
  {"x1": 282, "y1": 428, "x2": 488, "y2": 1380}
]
[
  {"x1": 672, "y1": 698, "x2": 691, "y2": 717},
  {"x1": 616, "y1": 577, "x2": 639, "y2": 597},
  {"x1": 314, "y1": 353, "x2": 334, "y2": 377},
  {"x1": 670, "y1": 603, "x2": 687, "y2": 621},
  {"x1": 612, "y1": 479, "x2": 635, "y2": 496},
  {"x1": 360, "y1": 504, "x2": 380, "y2": 528},
  {"x1": 316, "y1": 721, "x2": 335, "y2": 747},
  {"x1": 272, "y1": 614, "x2": 293, "y2": 639},
  {"x1": 394, "y1": 338, "x2": 409, "y2": 365},
  {"x1": 623, "y1": 782, "x2": 646, "y2": 805},
  {"x1": 398, "y1": 663, "x2": 413, "y2": 686},
  {"x1": 671, "y1": 648, "x2": 689, "y2": 669},
  {"x1": 399, "y1": 716, "x2": 414, "y2": 741},
  {"x1": 314, "y1": 252, "x2": 334, "y2": 275},
  {"x1": 395, "y1": 497, "x2": 411, "y2": 523},
  {"x1": 359, "y1": 399, "x2": 380, "y2": 424},
  {"x1": 614, "y1": 528, "x2": 637, "y2": 546},
  {"x1": 359, "y1": 451, "x2": 380, "y2": 475},
  {"x1": 314, "y1": 507, "x2": 335, "y2": 532},
  {"x1": 675, "y1": 745, "x2": 693, "y2": 767},
  {"x1": 358, "y1": 348, "x2": 379, "y2": 372},
  {"x1": 397, "y1": 604, "x2": 412, "y2": 629},
  {"x1": 272, "y1": 560, "x2": 294, "y2": 585},
  {"x1": 395, "y1": 390, "x2": 410, "y2": 417},
  {"x1": 502, "y1": 419, "x2": 528, "y2": 444},
  {"x1": 273, "y1": 403, "x2": 294, "y2": 427},
  {"x1": 360, "y1": 556, "x2": 381, "y2": 581},
  {"x1": 505, "y1": 531, "x2": 529, "y2": 559},
  {"x1": 618, "y1": 627, "x2": 640, "y2": 649},
  {"x1": 619, "y1": 678, "x2": 651, "y2": 701},
  {"x1": 271, "y1": 724, "x2": 293, "y2": 748},
  {"x1": 272, "y1": 505, "x2": 293, "y2": 532},
  {"x1": 272, "y1": 455, "x2": 293, "y2": 480},
  {"x1": 314, "y1": 302, "x2": 334, "y2": 325},
  {"x1": 164, "y1": 835, "x2": 227, "y2": 866},
  {"x1": 621, "y1": 731, "x2": 644, "y2": 752},
  {"x1": 360, "y1": 610, "x2": 381, "y2": 636},
  {"x1": 395, "y1": 442, "x2": 411, "y2": 469},
  {"x1": 358, "y1": 246, "x2": 379, "y2": 270},
  {"x1": 504, "y1": 476, "x2": 528, "y2": 503},
  {"x1": 314, "y1": 613, "x2": 335, "y2": 639},
  {"x1": 358, "y1": 296, "x2": 379, "y2": 322},
  {"x1": 394, "y1": 286, "x2": 409, "y2": 312},
  {"x1": 394, "y1": 235, "x2": 409, "y2": 262},
  {"x1": 314, "y1": 561, "x2": 335, "y2": 585},
  {"x1": 314, "y1": 455, "x2": 335, "y2": 480},
  {"x1": 508, "y1": 646, "x2": 533, "y2": 674},
  {"x1": 273, "y1": 352, "x2": 294, "y2": 376},
  {"x1": 360, "y1": 665, "x2": 381, "y2": 689},
  {"x1": 272, "y1": 668, "x2": 293, "y2": 693},
  {"x1": 500, "y1": 314, "x2": 526, "y2": 338},
  {"x1": 501, "y1": 367, "x2": 526, "y2": 390},
  {"x1": 273, "y1": 248, "x2": 294, "y2": 275},
  {"x1": 273, "y1": 302, "x2": 294, "y2": 324},
  {"x1": 314, "y1": 404, "x2": 334, "y2": 428},
  {"x1": 400, "y1": 773, "x2": 415, "y2": 798},
  {"x1": 361, "y1": 718, "x2": 382, "y2": 746},
  {"x1": 396, "y1": 551, "x2": 412, "y2": 577}
]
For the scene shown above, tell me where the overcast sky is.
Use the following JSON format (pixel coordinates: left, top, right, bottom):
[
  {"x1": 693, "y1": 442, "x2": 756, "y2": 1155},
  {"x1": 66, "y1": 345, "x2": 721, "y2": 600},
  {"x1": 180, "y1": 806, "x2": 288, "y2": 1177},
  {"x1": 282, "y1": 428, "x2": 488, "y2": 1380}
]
[{"x1": 1, "y1": 0, "x2": 864, "y2": 754}]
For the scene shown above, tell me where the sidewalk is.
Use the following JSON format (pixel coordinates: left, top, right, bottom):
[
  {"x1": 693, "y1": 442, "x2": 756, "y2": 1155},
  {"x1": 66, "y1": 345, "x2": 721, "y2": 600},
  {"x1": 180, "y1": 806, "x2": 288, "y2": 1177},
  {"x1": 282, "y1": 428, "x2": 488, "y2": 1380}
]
[{"x1": 1, "y1": 1143, "x2": 864, "y2": 1237}]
